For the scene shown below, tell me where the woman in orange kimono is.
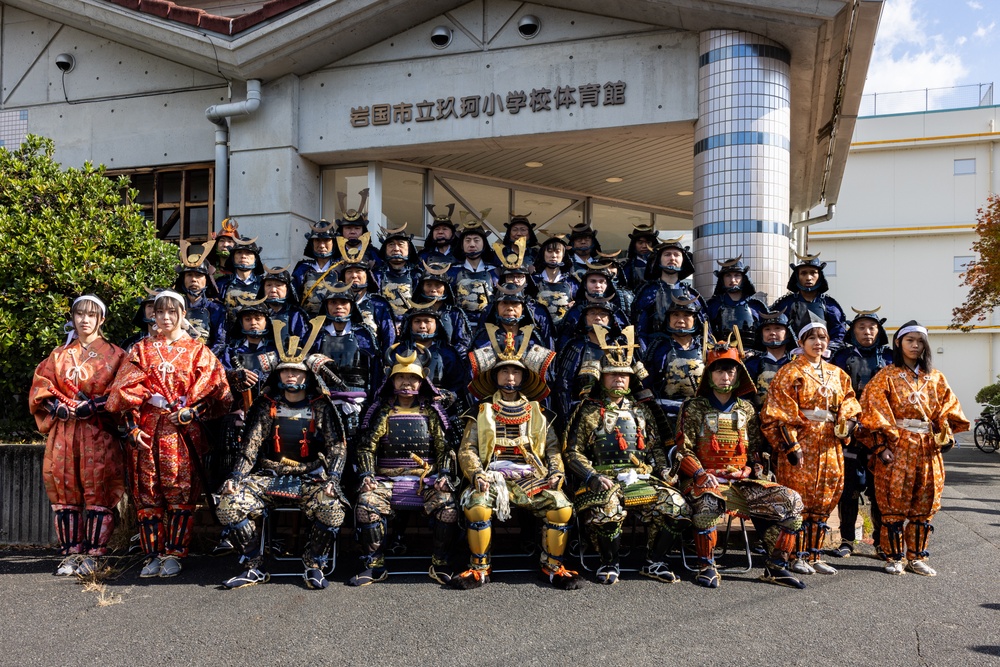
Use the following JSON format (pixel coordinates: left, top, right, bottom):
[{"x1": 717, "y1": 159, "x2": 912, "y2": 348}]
[
  {"x1": 761, "y1": 320, "x2": 860, "y2": 575},
  {"x1": 859, "y1": 321, "x2": 968, "y2": 576},
  {"x1": 107, "y1": 291, "x2": 231, "y2": 578},
  {"x1": 29, "y1": 295, "x2": 127, "y2": 577}
]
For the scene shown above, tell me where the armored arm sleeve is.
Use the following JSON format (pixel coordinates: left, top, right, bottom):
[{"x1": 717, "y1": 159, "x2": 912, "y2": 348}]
[{"x1": 355, "y1": 407, "x2": 387, "y2": 477}]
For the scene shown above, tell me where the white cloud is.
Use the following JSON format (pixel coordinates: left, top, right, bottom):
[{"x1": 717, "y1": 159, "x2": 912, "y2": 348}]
[
  {"x1": 864, "y1": 0, "x2": 969, "y2": 94},
  {"x1": 967, "y1": 1, "x2": 983, "y2": 9},
  {"x1": 956, "y1": 35, "x2": 968, "y2": 45},
  {"x1": 974, "y1": 21, "x2": 995, "y2": 38}
]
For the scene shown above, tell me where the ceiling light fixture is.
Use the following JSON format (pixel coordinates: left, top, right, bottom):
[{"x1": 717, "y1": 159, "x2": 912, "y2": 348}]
[
  {"x1": 525, "y1": 161, "x2": 544, "y2": 168},
  {"x1": 605, "y1": 177, "x2": 623, "y2": 183},
  {"x1": 677, "y1": 190, "x2": 694, "y2": 196}
]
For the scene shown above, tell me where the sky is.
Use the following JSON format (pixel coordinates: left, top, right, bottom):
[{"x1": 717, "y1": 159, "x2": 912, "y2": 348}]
[{"x1": 864, "y1": 0, "x2": 999, "y2": 101}]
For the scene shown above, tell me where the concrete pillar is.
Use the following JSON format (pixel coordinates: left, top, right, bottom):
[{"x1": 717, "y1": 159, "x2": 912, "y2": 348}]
[{"x1": 692, "y1": 30, "x2": 791, "y2": 304}]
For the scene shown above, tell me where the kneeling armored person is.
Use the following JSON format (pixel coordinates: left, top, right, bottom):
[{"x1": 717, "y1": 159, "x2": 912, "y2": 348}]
[
  {"x1": 677, "y1": 338, "x2": 805, "y2": 589},
  {"x1": 451, "y1": 324, "x2": 582, "y2": 590},
  {"x1": 217, "y1": 317, "x2": 349, "y2": 590},
  {"x1": 349, "y1": 346, "x2": 460, "y2": 586},
  {"x1": 564, "y1": 325, "x2": 690, "y2": 585}
]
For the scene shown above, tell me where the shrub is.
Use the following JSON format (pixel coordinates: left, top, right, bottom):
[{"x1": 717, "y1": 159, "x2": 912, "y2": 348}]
[{"x1": 0, "y1": 135, "x2": 176, "y2": 440}]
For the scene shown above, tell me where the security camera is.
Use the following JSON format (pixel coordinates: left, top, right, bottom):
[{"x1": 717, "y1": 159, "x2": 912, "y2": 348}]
[
  {"x1": 430, "y1": 26, "x2": 453, "y2": 49},
  {"x1": 55, "y1": 53, "x2": 75, "y2": 73},
  {"x1": 517, "y1": 15, "x2": 541, "y2": 39}
]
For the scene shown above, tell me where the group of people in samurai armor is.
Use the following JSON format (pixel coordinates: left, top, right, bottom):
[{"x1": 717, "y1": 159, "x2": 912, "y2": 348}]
[{"x1": 29, "y1": 192, "x2": 968, "y2": 592}]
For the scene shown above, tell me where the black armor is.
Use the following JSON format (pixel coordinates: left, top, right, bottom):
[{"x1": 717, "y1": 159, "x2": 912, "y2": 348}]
[
  {"x1": 379, "y1": 413, "x2": 433, "y2": 460},
  {"x1": 318, "y1": 332, "x2": 369, "y2": 392},
  {"x1": 589, "y1": 409, "x2": 649, "y2": 467},
  {"x1": 268, "y1": 403, "x2": 324, "y2": 465}
]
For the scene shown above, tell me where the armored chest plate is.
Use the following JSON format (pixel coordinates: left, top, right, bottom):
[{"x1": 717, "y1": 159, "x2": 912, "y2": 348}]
[
  {"x1": 787, "y1": 298, "x2": 827, "y2": 337},
  {"x1": 223, "y1": 279, "x2": 261, "y2": 316},
  {"x1": 536, "y1": 281, "x2": 575, "y2": 325},
  {"x1": 319, "y1": 333, "x2": 367, "y2": 391},
  {"x1": 696, "y1": 411, "x2": 748, "y2": 470},
  {"x1": 592, "y1": 409, "x2": 647, "y2": 466},
  {"x1": 380, "y1": 413, "x2": 432, "y2": 459},
  {"x1": 718, "y1": 301, "x2": 755, "y2": 335},
  {"x1": 300, "y1": 268, "x2": 336, "y2": 316},
  {"x1": 378, "y1": 273, "x2": 415, "y2": 319},
  {"x1": 845, "y1": 353, "x2": 884, "y2": 394},
  {"x1": 453, "y1": 269, "x2": 494, "y2": 316},
  {"x1": 186, "y1": 308, "x2": 212, "y2": 345},
  {"x1": 269, "y1": 403, "x2": 320, "y2": 464},
  {"x1": 664, "y1": 347, "x2": 704, "y2": 400}
]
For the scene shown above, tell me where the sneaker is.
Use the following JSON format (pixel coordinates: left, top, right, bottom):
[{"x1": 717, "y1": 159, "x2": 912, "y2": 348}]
[
  {"x1": 829, "y1": 542, "x2": 854, "y2": 558},
  {"x1": 884, "y1": 560, "x2": 905, "y2": 576},
  {"x1": 596, "y1": 564, "x2": 620, "y2": 585},
  {"x1": 139, "y1": 556, "x2": 162, "y2": 578},
  {"x1": 760, "y1": 561, "x2": 806, "y2": 589},
  {"x1": 55, "y1": 554, "x2": 83, "y2": 577},
  {"x1": 640, "y1": 561, "x2": 680, "y2": 584},
  {"x1": 75, "y1": 556, "x2": 99, "y2": 578},
  {"x1": 812, "y1": 560, "x2": 837, "y2": 575},
  {"x1": 541, "y1": 562, "x2": 583, "y2": 590},
  {"x1": 449, "y1": 568, "x2": 490, "y2": 590},
  {"x1": 428, "y1": 563, "x2": 453, "y2": 585},
  {"x1": 223, "y1": 567, "x2": 270, "y2": 589},
  {"x1": 158, "y1": 555, "x2": 182, "y2": 578},
  {"x1": 347, "y1": 567, "x2": 388, "y2": 587},
  {"x1": 695, "y1": 565, "x2": 721, "y2": 588},
  {"x1": 790, "y1": 558, "x2": 816, "y2": 575},
  {"x1": 907, "y1": 559, "x2": 937, "y2": 577},
  {"x1": 304, "y1": 567, "x2": 330, "y2": 589}
]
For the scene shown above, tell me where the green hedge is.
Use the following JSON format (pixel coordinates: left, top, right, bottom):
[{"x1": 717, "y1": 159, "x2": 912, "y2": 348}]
[{"x1": 0, "y1": 135, "x2": 176, "y2": 440}]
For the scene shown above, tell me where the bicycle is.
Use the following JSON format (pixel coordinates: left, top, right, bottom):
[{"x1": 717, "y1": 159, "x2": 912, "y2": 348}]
[{"x1": 974, "y1": 405, "x2": 1000, "y2": 453}]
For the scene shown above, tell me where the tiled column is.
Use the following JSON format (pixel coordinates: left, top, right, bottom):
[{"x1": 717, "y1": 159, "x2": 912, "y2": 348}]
[{"x1": 692, "y1": 30, "x2": 791, "y2": 303}]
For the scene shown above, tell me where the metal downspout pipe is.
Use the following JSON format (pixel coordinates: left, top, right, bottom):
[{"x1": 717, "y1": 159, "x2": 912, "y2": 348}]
[{"x1": 206, "y1": 79, "x2": 263, "y2": 225}]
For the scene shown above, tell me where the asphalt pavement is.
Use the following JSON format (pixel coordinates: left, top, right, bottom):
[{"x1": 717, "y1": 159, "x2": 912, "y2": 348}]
[{"x1": 2, "y1": 436, "x2": 1000, "y2": 667}]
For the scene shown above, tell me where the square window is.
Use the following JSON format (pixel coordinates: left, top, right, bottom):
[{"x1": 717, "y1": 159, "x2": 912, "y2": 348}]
[
  {"x1": 955, "y1": 256, "x2": 975, "y2": 272},
  {"x1": 955, "y1": 158, "x2": 976, "y2": 175},
  {"x1": 824, "y1": 260, "x2": 837, "y2": 277}
]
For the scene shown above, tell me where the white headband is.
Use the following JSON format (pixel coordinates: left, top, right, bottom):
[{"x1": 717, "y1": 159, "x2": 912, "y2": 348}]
[
  {"x1": 72, "y1": 295, "x2": 106, "y2": 318},
  {"x1": 896, "y1": 324, "x2": 928, "y2": 339},
  {"x1": 154, "y1": 290, "x2": 188, "y2": 311},
  {"x1": 797, "y1": 320, "x2": 827, "y2": 341}
]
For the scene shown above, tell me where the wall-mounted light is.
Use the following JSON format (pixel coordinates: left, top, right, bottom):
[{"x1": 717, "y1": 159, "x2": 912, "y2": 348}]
[
  {"x1": 55, "y1": 53, "x2": 75, "y2": 73},
  {"x1": 518, "y1": 15, "x2": 541, "y2": 39},
  {"x1": 431, "y1": 26, "x2": 453, "y2": 49}
]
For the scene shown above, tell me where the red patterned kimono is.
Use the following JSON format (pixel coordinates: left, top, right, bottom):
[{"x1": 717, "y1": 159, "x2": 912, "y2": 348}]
[
  {"x1": 29, "y1": 338, "x2": 126, "y2": 555},
  {"x1": 760, "y1": 355, "x2": 860, "y2": 561},
  {"x1": 859, "y1": 364, "x2": 968, "y2": 561},
  {"x1": 107, "y1": 333, "x2": 231, "y2": 558}
]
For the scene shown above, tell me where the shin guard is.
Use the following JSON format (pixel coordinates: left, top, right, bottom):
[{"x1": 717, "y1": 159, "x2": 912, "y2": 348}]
[
  {"x1": 694, "y1": 526, "x2": 718, "y2": 566},
  {"x1": 430, "y1": 518, "x2": 457, "y2": 565},
  {"x1": 883, "y1": 520, "x2": 905, "y2": 561},
  {"x1": 83, "y1": 506, "x2": 115, "y2": 555},
  {"x1": 229, "y1": 517, "x2": 262, "y2": 565},
  {"x1": 137, "y1": 512, "x2": 163, "y2": 556},
  {"x1": 356, "y1": 517, "x2": 387, "y2": 556},
  {"x1": 906, "y1": 520, "x2": 934, "y2": 560},
  {"x1": 595, "y1": 526, "x2": 622, "y2": 567},
  {"x1": 649, "y1": 523, "x2": 680, "y2": 562},
  {"x1": 543, "y1": 521, "x2": 572, "y2": 563},
  {"x1": 305, "y1": 522, "x2": 339, "y2": 569},
  {"x1": 466, "y1": 519, "x2": 492, "y2": 570},
  {"x1": 769, "y1": 526, "x2": 797, "y2": 562},
  {"x1": 53, "y1": 505, "x2": 83, "y2": 555},
  {"x1": 164, "y1": 507, "x2": 195, "y2": 557}
]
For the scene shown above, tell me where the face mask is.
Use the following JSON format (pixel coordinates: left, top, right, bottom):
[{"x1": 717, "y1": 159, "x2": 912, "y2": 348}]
[
  {"x1": 242, "y1": 327, "x2": 267, "y2": 338},
  {"x1": 411, "y1": 331, "x2": 436, "y2": 341},
  {"x1": 386, "y1": 253, "x2": 407, "y2": 262},
  {"x1": 465, "y1": 249, "x2": 483, "y2": 259},
  {"x1": 185, "y1": 286, "x2": 205, "y2": 299},
  {"x1": 574, "y1": 244, "x2": 593, "y2": 256},
  {"x1": 709, "y1": 379, "x2": 736, "y2": 393},
  {"x1": 278, "y1": 381, "x2": 307, "y2": 392},
  {"x1": 234, "y1": 260, "x2": 256, "y2": 271},
  {"x1": 265, "y1": 297, "x2": 286, "y2": 307},
  {"x1": 797, "y1": 280, "x2": 821, "y2": 293},
  {"x1": 394, "y1": 387, "x2": 420, "y2": 396},
  {"x1": 603, "y1": 386, "x2": 630, "y2": 398}
]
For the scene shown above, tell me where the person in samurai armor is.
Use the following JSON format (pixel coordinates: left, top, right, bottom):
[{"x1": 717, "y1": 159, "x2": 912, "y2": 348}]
[
  {"x1": 309, "y1": 282, "x2": 381, "y2": 440},
  {"x1": 292, "y1": 218, "x2": 342, "y2": 318},
  {"x1": 337, "y1": 237, "x2": 396, "y2": 349},
  {"x1": 552, "y1": 296, "x2": 619, "y2": 418},
  {"x1": 470, "y1": 284, "x2": 554, "y2": 362},
  {"x1": 744, "y1": 310, "x2": 796, "y2": 409},
  {"x1": 216, "y1": 316, "x2": 349, "y2": 589},
  {"x1": 859, "y1": 321, "x2": 968, "y2": 576},
  {"x1": 556, "y1": 263, "x2": 631, "y2": 349},
  {"x1": 348, "y1": 346, "x2": 460, "y2": 586},
  {"x1": 772, "y1": 252, "x2": 848, "y2": 352},
  {"x1": 257, "y1": 265, "x2": 310, "y2": 344},
  {"x1": 209, "y1": 216, "x2": 241, "y2": 275},
  {"x1": 677, "y1": 338, "x2": 806, "y2": 589},
  {"x1": 499, "y1": 212, "x2": 540, "y2": 273},
  {"x1": 451, "y1": 325, "x2": 581, "y2": 589},
  {"x1": 563, "y1": 325, "x2": 689, "y2": 585},
  {"x1": 493, "y1": 238, "x2": 555, "y2": 348},
  {"x1": 373, "y1": 222, "x2": 422, "y2": 324},
  {"x1": 173, "y1": 240, "x2": 227, "y2": 356},
  {"x1": 121, "y1": 288, "x2": 162, "y2": 352},
  {"x1": 29, "y1": 295, "x2": 127, "y2": 577},
  {"x1": 418, "y1": 204, "x2": 460, "y2": 264},
  {"x1": 446, "y1": 215, "x2": 499, "y2": 329},
  {"x1": 532, "y1": 234, "x2": 578, "y2": 331},
  {"x1": 642, "y1": 294, "x2": 708, "y2": 421},
  {"x1": 760, "y1": 318, "x2": 861, "y2": 576},
  {"x1": 413, "y1": 259, "x2": 473, "y2": 354},
  {"x1": 106, "y1": 290, "x2": 232, "y2": 578},
  {"x1": 329, "y1": 187, "x2": 380, "y2": 268},
  {"x1": 620, "y1": 222, "x2": 659, "y2": 291},
  {"x1": 217, "y1": 235, "x2": 266, "y2": 326},
  {"x1": 829, "y1": 306, "x2": 894, "y2": 559},
  {"x1": 396, "y1": 301, "x2": 466, "y2": 414},
  {"x1": 633, "y1": 236, "x2": 706, "y2": 342},
  {"x1": 598, "y1": 249, "x2": 637, "y2": 317},
  {"x1": 565, "y1": 222, "x2": 602, "y2": 280},
  {"x1": 705, "y1": 256, "x2": 767, "y2": 343}
]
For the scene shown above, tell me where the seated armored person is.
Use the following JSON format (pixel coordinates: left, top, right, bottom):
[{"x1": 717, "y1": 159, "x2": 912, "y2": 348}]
[
  {"x1": 830, "y1": 306, "x2": 893, "y2": 559},
  {"x1": 418, "y1": 204, "x2": 460, "y2": 264},
  {"x1": 564, "y1": 325, "x2": 689, "y2": 585},
  {"x1": 398, "y1": 302, "x2": 466, "y2": 414},
  {"x1": 349, "y1": 347, "x2": 460, "y2": 586},
  {"x1": 451, "y1": 326, "x2": 581, "y2": 590},
  {"x1": 494, "y1": 238, "x2": 555, "y2": 348},
  {"x1": 677, "y1": 340, "x2": 805, "y2": 589},
  {"x1": 310, "y1": 282, "x2": 381, "y2": 439},
  {"x1": 217, "y1": 236, "x2": 265, "y2": 326},
  {"x1": 373, "y1": 223, "x2": 422, "y2": 324},
  {"x1": 500, "y1": 213, "x2": 540, "y2": 273},
  {"x1": 772, "y1": 252, "x2": 847, "y2": 352},
  {"x1": 744, "y1": 311, "x2": 796, "y2": 410},
  {"x1": 621, "y1": 222, "x2": 659, "y2": 291},
  {"x1": 705, "y1": 256, "x2": 767, "y2": 343},
  {"x1": 447, "y1": 215, "x2": 499, "y2": 328},
  {"x1": 566, "y1": 222, "x2": 602, "y2": 280},
  {"x1": 217, "y1": 317, "x2": 348, "y2": 590},
  {"x1": 258, "y1": 266, "x2": 310, "y2": 344},
  {"x1": 174, "y1": 240, "x2": 227, "y2": 356},
  {"x1": 330, "y1": 188, "x2": 380, "y2": 268},
  {"x1": 532, "y1": 234, "x2": 578, "y2": 330},
  {"x1": 633, "y1": 237, "x2": 706, "y2": 342},
  {"x1": 413, "y1": 260, "x2": 473, "y2": 355},
  {"x1": 642, "y1": 295, "x2": 707, "y2": 420},
  {"x1": 338, "y1": 242, "x2": 396, "y2": 349},
  {"x1": 552, "y1": 296, "x2": 618, "y2": 418},
  {"x1": 556, "y1": 263, "x2": 631, "y2": 349}
]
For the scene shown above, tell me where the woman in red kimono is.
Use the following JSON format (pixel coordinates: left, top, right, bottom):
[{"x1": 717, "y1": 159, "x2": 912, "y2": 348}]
[
  {"x1": 760, "y1": 320, "x2": 860, "y2": 576},
  {"x1": 29, "y1": 295, "x2": 126, "y2": 576},
  {"x1": 107, "y1": 291, "x2": 231, "y2": 578},
  {"x1": 859, "y1": 321, "x2": 968, "y2": 576}
]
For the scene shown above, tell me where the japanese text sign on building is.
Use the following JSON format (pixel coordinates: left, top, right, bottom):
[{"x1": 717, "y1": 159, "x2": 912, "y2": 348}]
[{"x1": 350, "y1": 81, "x2": 626, "y2": 128}]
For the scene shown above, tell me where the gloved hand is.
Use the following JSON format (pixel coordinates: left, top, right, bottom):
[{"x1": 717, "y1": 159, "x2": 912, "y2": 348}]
[{"x1": 587, "y1": 474, "x2": 615, "y2": 493}]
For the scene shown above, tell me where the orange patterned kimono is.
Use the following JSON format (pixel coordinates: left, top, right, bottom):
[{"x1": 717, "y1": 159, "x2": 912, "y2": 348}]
[
  {"x1": 29, "y1": 338, "x2": 126, "y2": 555},
  {"x1": 107, "y1": 333, "x2": 231, "y2": 558},
  {"x1": 859, "y1": 364, "x2": 968, "y2": 562},
  {"x1": 760, "y1": 355, "x2": 860, "y2": 561}
]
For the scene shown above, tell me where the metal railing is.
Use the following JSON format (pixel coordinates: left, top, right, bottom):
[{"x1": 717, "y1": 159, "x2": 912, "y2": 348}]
[{"x1": 859, "y1": 83, "x2": 994, "y2": 117}]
